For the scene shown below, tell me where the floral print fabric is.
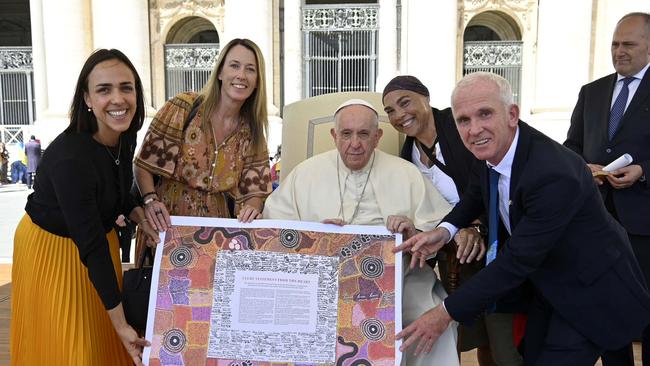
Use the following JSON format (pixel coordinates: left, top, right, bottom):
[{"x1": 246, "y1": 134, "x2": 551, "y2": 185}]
[{"x1": 135, "y1": 92, "x2": 271, "y2": 217}]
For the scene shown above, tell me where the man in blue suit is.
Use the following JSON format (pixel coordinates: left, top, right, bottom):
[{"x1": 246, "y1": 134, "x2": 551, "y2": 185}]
[
  {"x1": 393, "y1": 71, "x2": 650, "y2": 365},
  {"x1": 564, "y1": 12, "x2": 650, "y2": 365}
]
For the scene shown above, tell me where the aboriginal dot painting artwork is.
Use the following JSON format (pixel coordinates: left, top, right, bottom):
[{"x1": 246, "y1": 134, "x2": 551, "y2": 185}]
[{"x1": 145, "y1": 219, "x2": 401, "y2": 366}]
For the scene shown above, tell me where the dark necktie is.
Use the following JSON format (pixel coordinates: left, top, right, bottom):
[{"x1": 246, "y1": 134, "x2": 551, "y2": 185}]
[
  {"x1": 486, "y1": 168, "x2": 500, "y2": 265},
  {"x1": 608, "y1": 77, "x2": 635, "y2": 140}
]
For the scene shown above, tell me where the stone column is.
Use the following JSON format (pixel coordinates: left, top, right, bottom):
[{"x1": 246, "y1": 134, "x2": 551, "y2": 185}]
[
  {"x1": 91, "y1": 0, "x2": 153, "y2": 110},
  {"x1": 530, "y1": 0, "x2": 592, "y2": 141},
  {"x1": 37, "y1": 0, "x2": 93, "y2": 142},
  {"x1": 224, "y1": 0, "x2": 275, "y2": 113},
  {"x1": 282, "y1": 0, "x2": 302, "y2": 105},
  {"x1": 28, "y1": 0, "x2": 47, "y2": 128},
  {"x1": 376, "y1": 0, "x2": 397, "y2": 91},
  {"x1": 402, "y1": 0, "x2": 457, "y2": 107}
]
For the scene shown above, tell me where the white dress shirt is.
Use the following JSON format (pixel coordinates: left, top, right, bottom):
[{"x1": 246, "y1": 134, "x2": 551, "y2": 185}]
[
  {"x1": 611, "y1": 62, "x2": 650, "y2": 111},
  {"x1": 439, "y1": 127, "x2": 520, "y2": 238}
]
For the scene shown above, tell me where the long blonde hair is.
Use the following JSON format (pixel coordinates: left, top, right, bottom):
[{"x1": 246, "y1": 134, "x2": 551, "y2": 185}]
[{"x1": 199, "y1": 38, "x2": 268, "y2": 150}]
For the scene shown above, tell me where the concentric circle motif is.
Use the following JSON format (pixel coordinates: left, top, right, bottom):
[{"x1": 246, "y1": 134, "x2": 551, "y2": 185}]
[
  {"x1": 360, "y1": 256, "x2": 384, "y2": 279},
  {"x1": 169, "y1": 246, "x2": 193, "y2": 268},
  {"x1": 162, "y1": 328, "x2": 186, "y2": 353},
  {"x1": 361, "y1": 318, "x2": 386, "y2": 341},
  {"x1": 279, "y1": 229, "x2": 300, "y2": 249}
]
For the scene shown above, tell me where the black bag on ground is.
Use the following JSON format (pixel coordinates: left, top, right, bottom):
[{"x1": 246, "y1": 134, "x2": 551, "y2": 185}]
[{"x1": 122, "y1": 248, "x2": 153, "y2": 331}]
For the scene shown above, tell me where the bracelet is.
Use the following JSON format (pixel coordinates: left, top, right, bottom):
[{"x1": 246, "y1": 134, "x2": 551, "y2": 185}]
[
  {"x1": 142, "y1": 191, "x2": 157, "y2": 200},
  {"x1": 143, "y1": 196, "x2": 158, "y2": 205}
]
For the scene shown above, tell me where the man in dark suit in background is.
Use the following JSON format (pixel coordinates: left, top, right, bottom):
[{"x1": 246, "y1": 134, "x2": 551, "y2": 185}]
[
  {"x1": 393, "y1": 71, "x2": 650, "y2": 365},
  {"x1": 564, "y1": 12, "x2": 650, "y2": 366},
  {"x1": 24, "y1": 135, "x2": 42, "y2": 189}
]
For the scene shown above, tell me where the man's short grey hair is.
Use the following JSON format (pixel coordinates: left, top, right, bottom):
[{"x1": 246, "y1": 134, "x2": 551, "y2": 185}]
[
  {"x1": 451, "y1": 72, "x2": 515, "y2": 112},
  {"x1": 618, "y1": 12, "x2": 650, "y2": 36},
  {"x1": 333, "y1": 98, "x2": 379, "y2": 129}
]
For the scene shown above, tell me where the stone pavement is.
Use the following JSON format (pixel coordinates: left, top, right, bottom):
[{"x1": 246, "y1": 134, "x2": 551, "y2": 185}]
[{"x1": 0, "y1": 184, "x2": 30, "y2": 263}]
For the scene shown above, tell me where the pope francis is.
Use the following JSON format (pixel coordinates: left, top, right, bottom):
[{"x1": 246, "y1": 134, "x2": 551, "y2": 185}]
[{"x1": 263, "y1": 98, "x2": 460, "y2": 366}]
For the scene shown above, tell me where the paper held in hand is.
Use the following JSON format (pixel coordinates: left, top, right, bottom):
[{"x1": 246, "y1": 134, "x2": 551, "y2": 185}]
[{"x1": 592, "y1": 153, "x2": 633, "y2": 177}]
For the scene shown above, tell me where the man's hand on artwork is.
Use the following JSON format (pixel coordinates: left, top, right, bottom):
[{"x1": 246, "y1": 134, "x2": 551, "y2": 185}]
[
  {"x1": 455, "y1": 227, "x2": 485, "y2": 264},
  {"x1": 322, "y1": 218, "x2": 346, "y2": 226},
  {"x1": 238, "y1": 204, "x2": 262, "y2": 223},
  {"x1": 393, "y1": 228, "x2": 450, "y2": 269},
  {"x1": 396, "y1": 304, "x2": 452, "y2": 356},
  {"x1": 607, "y1": 164, "x2": 643, "y2": 189},
  {"x1": 386, "y1": 215, "x2": 418, "y2": 239}
]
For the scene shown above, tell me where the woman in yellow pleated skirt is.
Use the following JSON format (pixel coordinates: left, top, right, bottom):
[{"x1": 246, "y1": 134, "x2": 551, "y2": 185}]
[
  {"x1": 11, "y1": 215, "x2": 133, "y2": 365},
  {"x1": 10, "y1": 49, "x2": 159, "y2": 366}
]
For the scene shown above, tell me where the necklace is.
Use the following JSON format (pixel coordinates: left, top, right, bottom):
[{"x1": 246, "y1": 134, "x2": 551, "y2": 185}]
[
  {"x1": 417, "y1": 138, "x2": 438, "y2": 165},
  {"x1": 104, "y1": 137, "x2": 122, "y2": 166},
  {"x1": 336, "y1": 151, "x2": 375, "y2": 224}
]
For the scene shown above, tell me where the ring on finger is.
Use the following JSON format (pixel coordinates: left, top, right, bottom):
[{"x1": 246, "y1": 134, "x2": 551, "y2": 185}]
[{"x1": 155, "y1": 209, "x2": 162, "y2": 214}]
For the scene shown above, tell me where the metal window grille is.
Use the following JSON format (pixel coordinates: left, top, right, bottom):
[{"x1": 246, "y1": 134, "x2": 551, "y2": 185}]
[
  {"x1": 463, "y1": 41, "x2": 523, "y2": 105},
  {"x1": 302, "y1": 4, "x2": 378, "y2": 98},
  {"x1": 164, "y1": 43, "x2": 220, "y2": 100},
  {"x1": 0, "y1": 47, "x2": 34, "y2": 144}
]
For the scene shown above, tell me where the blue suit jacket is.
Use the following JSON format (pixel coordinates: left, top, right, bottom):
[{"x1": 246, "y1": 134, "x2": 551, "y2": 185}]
[
  {"x1": 565, "y1": 69, "x2": 650, "y2": 235},
  {"x1": 443, "y1": 122, "x2": 650, "y2": 349}
]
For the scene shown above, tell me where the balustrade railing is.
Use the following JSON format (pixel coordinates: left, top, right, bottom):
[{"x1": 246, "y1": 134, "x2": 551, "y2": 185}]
[
  {"x1": 463, "y1": 41, "x2": 523, "y2": 104},
  {"x1": 164, "y1": 43, "x2": 220, "y2": 100},
  {"x1": 0, "y1": 47, "x2": 35, "y2": 137},
  {"x1": 302, "y1": 4, "x2": 379, "y2": 97}
]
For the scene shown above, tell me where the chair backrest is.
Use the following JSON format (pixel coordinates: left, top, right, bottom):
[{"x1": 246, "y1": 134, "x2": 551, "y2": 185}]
[{"x1": 280, "y1": 91, "x2": 403, "y2": 181}]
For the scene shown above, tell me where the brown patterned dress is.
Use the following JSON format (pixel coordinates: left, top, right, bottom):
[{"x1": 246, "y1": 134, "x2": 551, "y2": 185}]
[{"x1": 134, "y1": 93, "x2": 271, "y2": 255}]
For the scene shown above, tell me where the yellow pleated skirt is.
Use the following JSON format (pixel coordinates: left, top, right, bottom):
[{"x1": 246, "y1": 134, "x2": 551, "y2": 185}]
[{"x1": 11, "y1": 214, "x2": 133, "y2": 365}]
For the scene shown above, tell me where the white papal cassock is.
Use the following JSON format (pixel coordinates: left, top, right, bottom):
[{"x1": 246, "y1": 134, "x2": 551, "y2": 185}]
[{"x1": 263, "y1": 149, "x2": 460, "y2": 366}]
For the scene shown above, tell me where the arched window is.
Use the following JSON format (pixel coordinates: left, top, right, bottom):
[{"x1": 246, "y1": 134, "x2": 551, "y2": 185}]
[
  {"x1": 463, "y1": 11, "x2": 523, "y2": 104},
  {"x1": 164, "y1": 17, "x2": 219, "y2": 100}
]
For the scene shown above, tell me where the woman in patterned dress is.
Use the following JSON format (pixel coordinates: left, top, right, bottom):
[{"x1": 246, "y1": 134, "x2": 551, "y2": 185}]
[{"x1": 134, "y1": 38, "x2": 272, "y2": 248}]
